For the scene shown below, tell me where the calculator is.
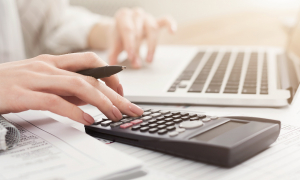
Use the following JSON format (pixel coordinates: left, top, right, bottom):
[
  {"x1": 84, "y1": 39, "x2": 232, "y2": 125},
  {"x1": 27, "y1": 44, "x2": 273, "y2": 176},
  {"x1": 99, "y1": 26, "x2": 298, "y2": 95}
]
[{"x1": 85, "y1": 108, "x2": 280, "y2": 167}]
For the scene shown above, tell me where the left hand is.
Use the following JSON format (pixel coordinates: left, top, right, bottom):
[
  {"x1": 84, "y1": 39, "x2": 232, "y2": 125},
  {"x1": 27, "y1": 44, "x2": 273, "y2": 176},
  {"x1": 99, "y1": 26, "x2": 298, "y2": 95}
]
[
  {"x1": 109, "y1": 8, "x2": 177, "y2": 68},
  {"x1": 88, "y1": 8, "x2": 177, "y2": 68}
]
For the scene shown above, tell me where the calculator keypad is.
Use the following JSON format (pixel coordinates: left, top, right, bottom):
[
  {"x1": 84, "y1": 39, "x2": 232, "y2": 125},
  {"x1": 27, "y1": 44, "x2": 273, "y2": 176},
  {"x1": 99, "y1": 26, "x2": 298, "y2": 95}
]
[{"x1": 92, "y1": 109, "x2": 219, "y2": 137}]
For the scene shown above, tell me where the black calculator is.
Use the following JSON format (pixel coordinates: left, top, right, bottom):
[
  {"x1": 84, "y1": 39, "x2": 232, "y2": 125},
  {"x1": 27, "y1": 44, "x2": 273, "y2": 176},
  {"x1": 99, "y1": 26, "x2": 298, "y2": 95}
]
[{"x1": 85, "y1": 108, "x2": 280, "y2": 167}]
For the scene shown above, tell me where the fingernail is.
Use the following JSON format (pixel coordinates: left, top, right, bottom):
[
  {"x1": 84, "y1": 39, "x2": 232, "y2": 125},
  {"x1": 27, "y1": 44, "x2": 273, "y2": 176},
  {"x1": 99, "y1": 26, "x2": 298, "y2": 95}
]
[
  {"x1": 171, "y1": 24, "x2": 177, "y2": 32},
  {"x1": 83, "y1": 113, "x2": 94, "y2": 125},
  {"x1": 147, "y1": 54, "x2": 153, "y2": 62},
  {"x1": 129, "y1": 103, "x2": 144, "y2": 116},
  {"x1": 117, "y1": 83, "x2": 124, "y2": 97},
  {"x1": 112, "y1": 105, "x2": 123, "y2": 120}
]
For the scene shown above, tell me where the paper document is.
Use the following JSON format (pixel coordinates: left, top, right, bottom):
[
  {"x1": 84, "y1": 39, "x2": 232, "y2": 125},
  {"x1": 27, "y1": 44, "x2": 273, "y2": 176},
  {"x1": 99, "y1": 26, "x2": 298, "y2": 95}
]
[
  {"x1": 98, "y1": 122, "x2": 299, "y2": 180},
  {"x1": 76, "y1": 103, "x2": 300, "y2": 180},
  {"x1": 0, "y1": 111, "x2": 142, "y2": 180}
]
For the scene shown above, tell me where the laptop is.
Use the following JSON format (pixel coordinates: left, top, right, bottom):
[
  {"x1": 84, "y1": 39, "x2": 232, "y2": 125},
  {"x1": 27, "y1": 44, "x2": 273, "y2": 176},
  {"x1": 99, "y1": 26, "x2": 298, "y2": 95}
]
[{"x1": 97, "y1": 19, "x2": 300, "y2": 107}]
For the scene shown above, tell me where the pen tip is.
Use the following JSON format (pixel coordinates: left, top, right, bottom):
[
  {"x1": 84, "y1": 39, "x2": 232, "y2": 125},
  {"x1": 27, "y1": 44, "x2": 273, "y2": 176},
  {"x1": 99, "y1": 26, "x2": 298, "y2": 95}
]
[{"x1": 122, "y1": 66, "x2": 126, "y2": 70}]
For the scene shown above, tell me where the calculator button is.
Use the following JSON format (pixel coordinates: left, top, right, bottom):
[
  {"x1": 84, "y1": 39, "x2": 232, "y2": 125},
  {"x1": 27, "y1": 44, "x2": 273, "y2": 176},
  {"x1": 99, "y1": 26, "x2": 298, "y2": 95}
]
[
  {"x1": 140, "y1": 126, "x2": 149, "y2": 132},
  {"x1": 157, "y1": 120, "x2": 166, "y2": 125},
  {"x1": 148, "y1": 119, "x2": 157, "y2": 124},
  {"x1": 151, "y1": 113, "x2": 162, "y2": 117},
  {"x1": 149, "y1": 123, "x2": 158, "y2": 128},
  {"x1": 158, "y1": 129, "x2": 168, "y2": 135},
  {"x1": 210, "y1": 116, "x2": 218, "y2": 120},
  {"x1": 190, "y1": 117, "x2": 200, "y2": 121},
  {"x1": 141, "y1": 116, "x2": 152, "y2": 121},
  {"x1": 122, "y1": 114, "x2": 129, "y2": 118},
  {"x1": 131, "y1": 119, "x2": 143, "y2": 125},
  {"x1": 157, "y1": 125, "x2": 166, "y2": 129},
  {"x1": 102, "y1": 118, "x2": 109, "y2": 122},
  {"x1": 131, "y1": 125, "x2": 141, "y2": 131},
  {"x1": 168, "y1": 131, "x2": 179, "y2": 137},
  {"x1": 151, "y1": 109, "x2": 160, "y2": 113},
  {"x1": 181, "y1": 116, "x2": 189, "y2": 120},
  {"x1": 180, "y1": 112, "x2": 189, "y2": 116},
  {"x1": 160, "y1": 110, "x2": 170, "y2": 114},
  {"x1": 164, "y1": 118, "x2": 173, "y2": 122},
  {"x1": 166, "y1": 126, "x2": 176, "y2": 131},
  {"x1": 179, "y1": 121, "x2": 203, "y2": 129},
  {"x1": 143, "y1": 108, "x2": 151, "y2": 112},
  {"x1": 171, "y1": 112, "x2": 180, "y2": 115},
  {"x1": 164, "y1": 114, "x2": 173, "y2": 118},
  {"x1": 120, "y1": 123, "x2": 133, "y2": 129},
  {"x1": 110, "y1": 121, "x2": 123, "y2": 127},
  {"x1": 149, "y1": 128, "x2": 158, "y2": 133},
  {"x1": 188, "y1": 113, "x2": 197, "y2": 117},
  {"x1": 93, "y1": 119, "x2": 103, "y2": 125},
  {"x1": 176, "y1": 128, "x2": 186, "y2": 133},
  {"x1": 156, "y1": 116, "x2": 165, "y2": 121},
  {"x1": 197, "y1": 114, "x2": 206, "y2": 119},
  {"x1": 166, "y1": 122, "x2": 175, "y2": 126},
  {"x1": 172, "y1": 115, "x2": 181, "y2": 119},
  {"x1": 142, "y1": 111, "x2": 152, "y2": 116},
  {"x1": 173, "y1": 119, "x2": 183, "y2": 123},
  {"x1": 121, "y1": 118, "x2": 134, "y2": 123},
  {"x1": 140, "y1": 122, "x2": 149, "y2": 127},
  {"x1": 202, "y1": 118, "x2": 211, "y2": 122},
  {"x1": 101, "y1": 120, "x2": 112, "y2": 126}
]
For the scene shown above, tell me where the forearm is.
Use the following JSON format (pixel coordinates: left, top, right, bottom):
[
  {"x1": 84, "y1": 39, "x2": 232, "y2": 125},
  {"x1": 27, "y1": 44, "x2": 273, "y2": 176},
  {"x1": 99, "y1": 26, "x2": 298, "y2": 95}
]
[{"x1": 88, "y1": 17, "x2": 115, "y2": 50}]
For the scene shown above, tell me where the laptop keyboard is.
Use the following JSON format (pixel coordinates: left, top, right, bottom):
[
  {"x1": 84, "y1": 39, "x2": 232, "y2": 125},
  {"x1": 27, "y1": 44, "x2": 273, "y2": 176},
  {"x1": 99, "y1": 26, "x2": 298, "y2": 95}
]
[
  {"x1": 242, "y1": 53, "x2": 257, "y2": 94},
  {"x1": 206, "y1": 52, "x2": 230, "y2": 93},
  {"x1": 168, "y1": 52, "x2": 205, "y2": 92},
  {"x1": 168, "y1": 51, "x2": 269, "y2": 95},
  {"x1": 260, "y1": 53, "x2": 268, "y2": 94}
]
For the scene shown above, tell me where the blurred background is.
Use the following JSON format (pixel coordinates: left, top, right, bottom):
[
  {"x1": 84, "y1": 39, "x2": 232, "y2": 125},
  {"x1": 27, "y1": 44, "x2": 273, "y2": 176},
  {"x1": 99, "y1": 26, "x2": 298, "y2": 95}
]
[{"x1": 71, "y1": 0, "x2": 300, "y2": 47}]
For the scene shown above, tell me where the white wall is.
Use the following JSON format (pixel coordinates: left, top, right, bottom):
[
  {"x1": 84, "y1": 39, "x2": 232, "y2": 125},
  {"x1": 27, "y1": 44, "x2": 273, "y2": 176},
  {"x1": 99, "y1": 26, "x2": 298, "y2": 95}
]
[{"x1": 70, "y1": 0, "x2": 300, "y2": 24}]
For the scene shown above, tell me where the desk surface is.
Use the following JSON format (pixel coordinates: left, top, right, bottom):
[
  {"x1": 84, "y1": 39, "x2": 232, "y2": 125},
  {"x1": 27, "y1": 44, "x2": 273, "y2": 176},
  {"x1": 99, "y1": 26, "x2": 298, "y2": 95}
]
[{"x1": 159, "y1": 10, "x2": 298, "y2": 47}]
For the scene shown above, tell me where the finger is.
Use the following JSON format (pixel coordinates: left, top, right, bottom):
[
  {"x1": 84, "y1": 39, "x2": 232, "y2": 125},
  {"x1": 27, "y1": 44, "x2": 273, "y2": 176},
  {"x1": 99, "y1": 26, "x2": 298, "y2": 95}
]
[
  {"x1": 57, "y1": 75, "x2": 140, "y2": 116},
  {"x1": 144, "y1": 14, "x2": 159, "y2": 63},
  {"x1": 157, "y1": 15, "x2": 177, "y2": 33},
  {"x1": 115, "y1": 9, "x2": 140, "y2": 68},
  {"x1": 38, "y1": 52, "x2": 122, "y2": 95},
  {"x1": 108, "y1": 32, "x2": 123, "y2": 65},
  {"x1": 30, "y1": 75, "x2": 124, "y2": 121},
  {"x1": 62, "y1": 96, "x2": 87, "y2": 106},
  {"x1": 84, "y1": 75, "x2": 143, "y2": 117},
  {"x1": 132, "y1": 8, "x2": 145, "y2": 68},
  {"x1": 22, "y1": 91, "x2": 95, "y2": 125}
]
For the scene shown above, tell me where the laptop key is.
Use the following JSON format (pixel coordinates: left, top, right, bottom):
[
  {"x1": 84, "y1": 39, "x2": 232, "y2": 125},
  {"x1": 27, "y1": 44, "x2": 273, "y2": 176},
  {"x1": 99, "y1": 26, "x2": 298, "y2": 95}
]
[
  {"x1": 242, "y1": 88, "x2": 256, "y2": 94},
  {"x1": 168, "y1": 88, "x2": 176, "y2": 92},
  {"x1": 260, "y1": 90, "x2": 268, "y2": 94},
  {"x1": 224, "y1": 89, "x2": 238, "y2": 94},
  {"x1": 206, "y1": 87, "x2": 220, "y2": 93}
]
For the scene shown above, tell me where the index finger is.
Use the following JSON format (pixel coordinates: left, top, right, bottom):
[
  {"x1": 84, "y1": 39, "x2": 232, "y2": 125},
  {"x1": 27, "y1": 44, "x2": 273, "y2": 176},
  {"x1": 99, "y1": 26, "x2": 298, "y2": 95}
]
[
  {"x1": 116, "y1": 10, "x2": 140, "y2": 68},
  {"x1": 39, "y1": 52, "x2": 122, "y2": 95},
  {"x1": 157, "y1": 16, "x2": 177, "y2": 33}
]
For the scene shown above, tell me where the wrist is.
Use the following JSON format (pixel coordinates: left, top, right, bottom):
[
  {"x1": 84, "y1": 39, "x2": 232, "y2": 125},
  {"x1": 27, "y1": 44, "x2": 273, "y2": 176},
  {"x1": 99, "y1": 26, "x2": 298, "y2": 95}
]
[{"x1": 88, "y1": 17, "x2": 115, "y2": 50}]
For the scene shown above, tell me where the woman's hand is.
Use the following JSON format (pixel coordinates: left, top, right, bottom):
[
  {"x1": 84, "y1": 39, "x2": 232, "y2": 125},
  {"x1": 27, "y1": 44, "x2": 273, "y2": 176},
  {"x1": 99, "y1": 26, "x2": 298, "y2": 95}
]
[
  {"x1": 0, "y1": 52, "x2": 143, "y2": 125},
  {"x1": 88, "y1": 8, "x2": 177, "y2": 68}
]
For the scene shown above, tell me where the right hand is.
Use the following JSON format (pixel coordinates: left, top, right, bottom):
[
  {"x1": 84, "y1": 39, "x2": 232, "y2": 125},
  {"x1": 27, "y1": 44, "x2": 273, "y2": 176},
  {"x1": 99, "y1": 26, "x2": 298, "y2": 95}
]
[{"x1": 0, "y1": 52, "x2": 144, "y2": 125}]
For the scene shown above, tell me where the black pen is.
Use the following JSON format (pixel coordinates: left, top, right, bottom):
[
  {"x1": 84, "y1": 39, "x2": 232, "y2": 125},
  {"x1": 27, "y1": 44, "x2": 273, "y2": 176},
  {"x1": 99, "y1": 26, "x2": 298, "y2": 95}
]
[{"x1": 77, "y1": 66, "x2": 126, "y2": 79}]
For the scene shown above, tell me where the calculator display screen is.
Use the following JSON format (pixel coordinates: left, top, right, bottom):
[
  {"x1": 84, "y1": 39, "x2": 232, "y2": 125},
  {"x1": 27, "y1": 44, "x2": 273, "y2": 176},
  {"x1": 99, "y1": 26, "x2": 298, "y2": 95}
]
[{"x1": 190, "y1": 121, "x2": 247, "y2": 142}]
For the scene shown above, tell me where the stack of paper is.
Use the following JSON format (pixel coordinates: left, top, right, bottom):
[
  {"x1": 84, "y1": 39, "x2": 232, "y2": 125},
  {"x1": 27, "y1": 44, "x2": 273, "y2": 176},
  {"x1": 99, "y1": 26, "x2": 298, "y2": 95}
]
[{"x1": 0, "y1": 111, "x2": 142, "y2": 180}]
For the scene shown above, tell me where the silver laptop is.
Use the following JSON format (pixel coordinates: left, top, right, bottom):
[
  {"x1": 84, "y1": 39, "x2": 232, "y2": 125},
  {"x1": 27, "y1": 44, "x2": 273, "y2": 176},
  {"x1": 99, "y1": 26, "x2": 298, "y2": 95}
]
[{"x1": 97, "y1": 21, "x2": 300, "y2": 107}]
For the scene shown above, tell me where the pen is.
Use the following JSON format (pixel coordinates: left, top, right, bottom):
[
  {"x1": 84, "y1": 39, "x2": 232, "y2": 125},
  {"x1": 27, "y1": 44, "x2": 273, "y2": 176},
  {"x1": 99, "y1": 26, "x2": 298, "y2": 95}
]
[{"x1": 77, "y1": 66, "x2": 126, "y2": 79}]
